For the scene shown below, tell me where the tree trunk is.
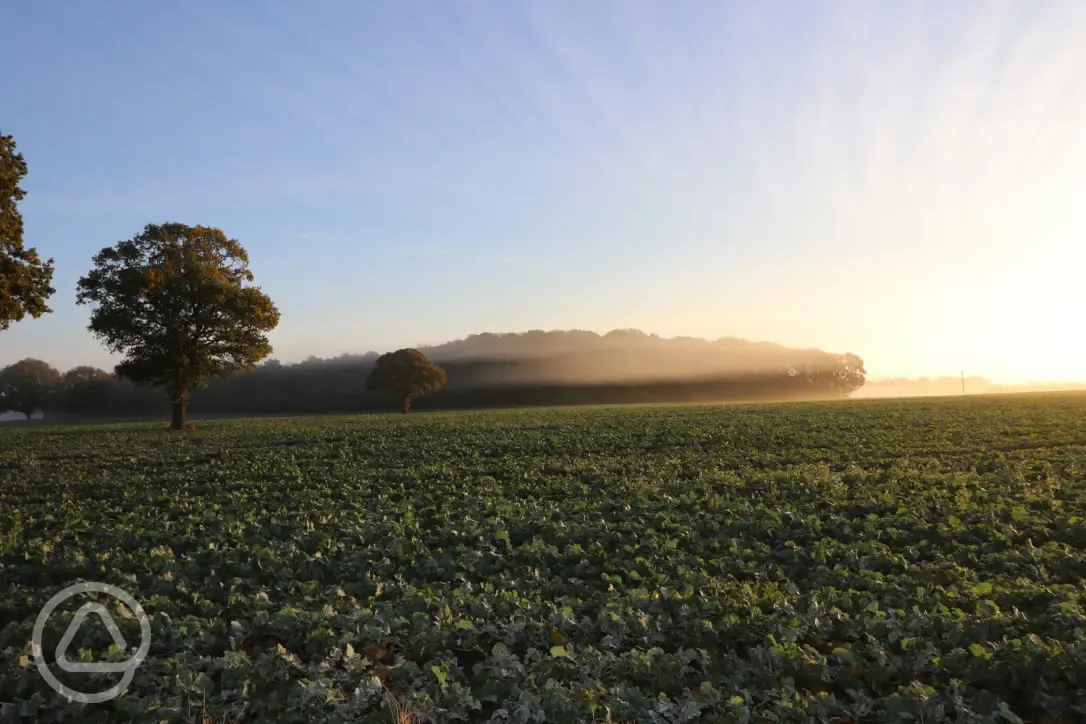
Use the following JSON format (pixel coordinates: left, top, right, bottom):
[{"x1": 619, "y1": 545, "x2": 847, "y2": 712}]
[
  {"x1": 401, "y1": 395, "x2": 412, "y2": 414},
  {"x1": 171, "y1": 399, "x2": 188, "y2": 430}
]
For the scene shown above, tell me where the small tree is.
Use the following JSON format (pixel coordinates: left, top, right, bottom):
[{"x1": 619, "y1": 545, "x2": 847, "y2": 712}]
[
  {"x1": 1, "y1": 131, "x2": 55, "y2": 330},
  {"x1": 0, "y1": 358, "x2": 62, "y2": 419},
  {"x1": 76, "y1": 223, "x2": 280, "y2": 430},
  {"x1": 61, "y1": 366, "x2": 115, "y2": 416},
  {"x1": 63, "y1": 365, "x2": 113, "y2": 387},
  {"x1": 366, "y1": 348, "x2": 446, "y2": 413},
  {"x1": 832, "y1": 353, "x2": 866, "y2": 396}
]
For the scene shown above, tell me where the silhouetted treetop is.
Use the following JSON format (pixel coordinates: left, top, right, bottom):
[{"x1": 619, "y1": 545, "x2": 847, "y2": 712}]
[
  {"x1": 0, "y1": 358, "x2": 62, "y2": 419},
  {"x1": 366, "y1": 348, "x2": 447, "y2": 413}
]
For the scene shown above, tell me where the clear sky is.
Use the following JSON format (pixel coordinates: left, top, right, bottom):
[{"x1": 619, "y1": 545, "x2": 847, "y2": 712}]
[{"x1": 2, "y1": 1, "x2": 1084, "y2": 382}]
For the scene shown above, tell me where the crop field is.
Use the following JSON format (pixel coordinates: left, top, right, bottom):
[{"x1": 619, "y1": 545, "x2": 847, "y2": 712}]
[{"x1": 2, "y1": 394, "x2": 1086, "y2": 723}]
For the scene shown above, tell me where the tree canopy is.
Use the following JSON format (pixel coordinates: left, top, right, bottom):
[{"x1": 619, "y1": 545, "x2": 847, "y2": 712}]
[
  {"x1": 0, "y1": 131, "x2": 55, "y2": 331},
  {"x1": 63, "y1": 365, "x2": 113, "y2": 387},
  {"x1": 366, "y1": 348, "x2": 447, "y2": 413},
  {"x1": 828, "y1": 353, "x2": 866, "y2": 394},
  {"x1": 75, "y1": 222, "x2": 280, "y2": 429},
  {"x1": 0, "y1": 358, "x2": 62, "y2": 419}
]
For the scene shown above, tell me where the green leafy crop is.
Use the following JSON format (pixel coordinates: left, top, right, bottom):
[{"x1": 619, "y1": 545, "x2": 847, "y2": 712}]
[{"x1": 2, "y1": 393, "x2": 1085, "y2": 721}]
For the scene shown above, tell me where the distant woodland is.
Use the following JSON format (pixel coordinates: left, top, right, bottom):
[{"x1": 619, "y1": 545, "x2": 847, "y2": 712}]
[
  {"x1": 2, "y1": 134, "x2": 1080, "y2": 427},
  {"x1": 2, "y1": 329, "x2": 867, "y2": 420}
]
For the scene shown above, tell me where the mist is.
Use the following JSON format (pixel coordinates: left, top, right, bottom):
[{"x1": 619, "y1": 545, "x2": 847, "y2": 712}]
[
  {"x1": 416, "y1": 329, "x2": 859, "y2": 387},
  {"x1": 855, "y1": 377, "x2": 1086, "y2": 399}
]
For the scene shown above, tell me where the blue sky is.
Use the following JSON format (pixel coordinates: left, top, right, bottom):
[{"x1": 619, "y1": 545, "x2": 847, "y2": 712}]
[{"x1": 3, "y1": 1, "x2": 1085, "y2": 381}]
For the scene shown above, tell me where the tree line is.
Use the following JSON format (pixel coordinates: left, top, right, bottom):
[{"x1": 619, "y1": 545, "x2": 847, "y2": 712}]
[
  {"x1": 2, "y1": 129, "x2": 865, "y2": 427},
  {"x1": 1, "y1": 338, "x2": 865, "y2": 422}
]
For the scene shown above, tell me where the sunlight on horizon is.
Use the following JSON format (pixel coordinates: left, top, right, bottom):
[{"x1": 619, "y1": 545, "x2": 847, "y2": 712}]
[{"x1": 1, "y1": 1, "x2": 1084, "y2": 386}]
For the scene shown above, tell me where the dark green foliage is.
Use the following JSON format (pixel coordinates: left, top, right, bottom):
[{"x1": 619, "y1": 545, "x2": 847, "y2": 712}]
[
  {"x1": 75, "y1": 223, "x2": 281, "y2": 429},
  {"x1": 62, "y1": 365, "x2": 113, "y2": 387},
  {"x1": 60, "y1": 366, "x2": 116, "y2": 417},
  {"x1": 2, "y1": 394, "x2": 1086, "y2": 721},
  {"x1": 0, "y1": 131, "x2": 54, "y2": 330},
  {"x1": 366, "y1": 348, "x2": 447, "y2": 413},
  {"x1": 0, "y1": 358, "x2": 62, "y2": 419}
]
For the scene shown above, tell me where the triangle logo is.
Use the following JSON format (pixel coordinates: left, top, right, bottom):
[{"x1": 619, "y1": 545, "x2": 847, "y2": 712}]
[{"x1": 54, "y1": 602, "x2": 134, "y2": 674}]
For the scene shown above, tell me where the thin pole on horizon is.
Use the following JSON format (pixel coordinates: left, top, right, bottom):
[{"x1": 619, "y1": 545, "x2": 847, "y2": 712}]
[{"x1": 961, "y1": 370, "x2": 965, "y2": 395}]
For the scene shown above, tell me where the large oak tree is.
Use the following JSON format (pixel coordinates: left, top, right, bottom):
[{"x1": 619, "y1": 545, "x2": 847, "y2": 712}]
[
  {"x1": 76, "y1": 223, "x2": 280, "y2": 429},
  {"x1": 366, "y1": 348, "x2": 447, "y2": 413},
  {"x1": 0, "y1": 358, "x2": 62, "y2": 420},
  {"x1": 1, "y1": 131, "x2": 55, "y2": 330}
]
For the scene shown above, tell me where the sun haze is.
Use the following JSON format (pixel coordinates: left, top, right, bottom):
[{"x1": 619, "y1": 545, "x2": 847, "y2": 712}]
[{"x1": 2, "y1": 1, "x2": 1083, "y2": 384}]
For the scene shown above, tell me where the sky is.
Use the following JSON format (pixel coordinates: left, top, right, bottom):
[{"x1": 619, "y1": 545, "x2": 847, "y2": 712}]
[{"x1": 2, "y1": 1, "x2": 1084, "y2": 383}]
